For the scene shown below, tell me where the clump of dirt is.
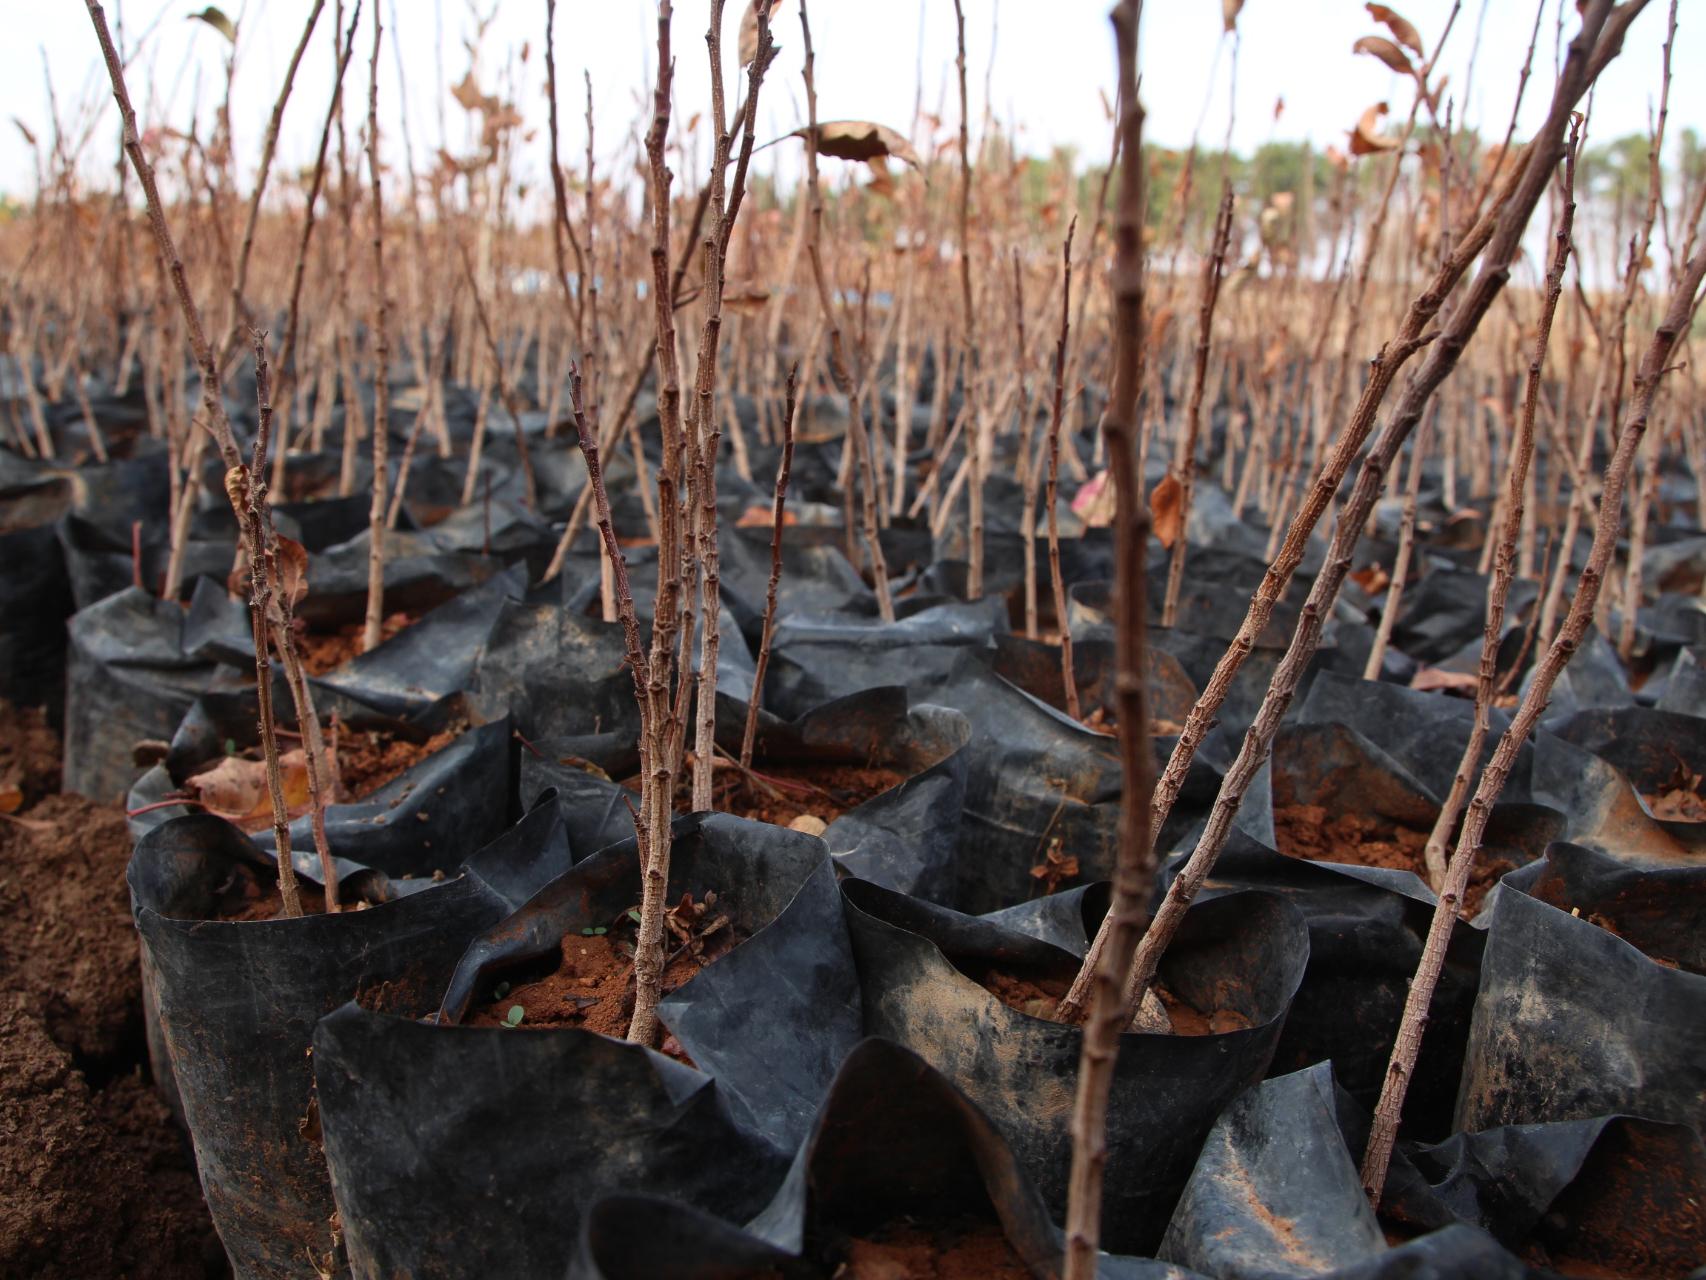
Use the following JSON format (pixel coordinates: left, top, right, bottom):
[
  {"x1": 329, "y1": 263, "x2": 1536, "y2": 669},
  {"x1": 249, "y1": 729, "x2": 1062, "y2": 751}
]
[
  {"x1": 0, "y1": 791, "x2": 140, "y2": 1066},
  {"x1": 0, "y1": 704, "x2": 222, "y2": 1278},
  {"x1": 208, "y1": 856, "x2": 383, "y2": 923},
  {"x1": 0, "y1": 700, "x2": 60, "y2": 808},
  {"x1": 1643, "y1": 788, "x2": 1706, "y2": 823},
  {"x1": 334, "y1": 722, "x2": 462, "y2": 798},
  {"x1": 293, "y1": 610, "x2": 417, "y2": 675},
  {"x1": 971, "y1": 966, "x2": 1248, "y2": 1036},
  {"x1": 1077, "y1": 706, "x2": 1183, "y2": 737},
  {"x1": 621, "y1": 759, "x2": 907, "y2": 829},
  {"x1": 829, "y1": 1216, "x2": 1033, "y2": 1278},
  {"x1": 466, "y1": 892, "x2": 742, "y2": 1059},
  {"x1": 1273, "y1": 803, "x2": 1509, "y2": 916},
  {"x1": 0, "y1": 1004, "x2": 223, "y2": 1279}
]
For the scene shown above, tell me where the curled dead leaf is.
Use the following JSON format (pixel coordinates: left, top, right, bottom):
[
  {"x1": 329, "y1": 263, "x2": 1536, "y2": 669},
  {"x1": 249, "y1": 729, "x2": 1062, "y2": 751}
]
[
  {"x1": 1366, "y1": 4, "x2": 1425, "y2": 57},
  {"x1": 275, "y1": 536, "x2": 310, "y2": 612},
  {"x1": 794, "y1": 120, "x2": 921, "y2": 170},
  {"x1": 1146, "y1": 305, "x2": 1176, "y2": 350},
  {"x1": 1410, "y1": 667, "x2": 1480, "y2": 694},
  {"x1": 1349, "y1": 102, "x2": 1400, "y2": 156},
  {"x1": 188, "y1": 6, "x2": 237, "y2": 43},
  {"x1": 1149, "y1": 472, "x2": 1184, "y2": 550},
  {"x1": 723, "y1": 284, "x2": 772, "y2": 315},
  {"x1": 1353, "y1": 35, "x2": 1416, "y2": 79},
  {"x1": 188, "y1": 750, "x2": 312, "y2": 830},
  {"x1": 738, "y1": 0, "x2": 784, "y2": 67}
]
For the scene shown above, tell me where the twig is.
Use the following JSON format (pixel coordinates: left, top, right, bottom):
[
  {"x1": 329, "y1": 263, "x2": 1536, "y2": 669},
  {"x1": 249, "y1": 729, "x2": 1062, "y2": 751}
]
[
  {"x1": 1362, "y1": 236, "x2": 1706, "y2": 1208},
  {"x1": 1062, "y1": 7, "x2": 1151, "y2": 1277},
  {"x1": 741, "y1": 362, "x2": 798, "y2": 770}
]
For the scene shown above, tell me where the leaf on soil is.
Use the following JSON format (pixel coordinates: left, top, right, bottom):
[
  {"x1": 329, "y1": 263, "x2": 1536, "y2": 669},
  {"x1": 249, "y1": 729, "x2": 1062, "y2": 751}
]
[{"x1": 187, "y1": 749, "x2": 315, "y2": 828}]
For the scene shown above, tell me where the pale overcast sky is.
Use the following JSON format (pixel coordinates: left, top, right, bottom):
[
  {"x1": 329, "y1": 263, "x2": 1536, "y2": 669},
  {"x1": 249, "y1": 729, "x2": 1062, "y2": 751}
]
[{"x1": 5, "y1": 1, "x2": 1697, "y2": 204}]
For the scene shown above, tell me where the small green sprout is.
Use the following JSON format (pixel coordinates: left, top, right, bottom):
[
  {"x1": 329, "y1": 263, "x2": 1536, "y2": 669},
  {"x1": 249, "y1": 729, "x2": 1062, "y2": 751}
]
[{"x1": 502, "y1": 1004, "x2": 525, "y2": 1028}]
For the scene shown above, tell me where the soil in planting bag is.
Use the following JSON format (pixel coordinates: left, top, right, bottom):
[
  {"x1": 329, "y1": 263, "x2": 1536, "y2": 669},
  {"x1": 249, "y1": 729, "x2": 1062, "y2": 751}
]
[
  {"x1": 1293, "y1": 673, "x2": 1537, "y2": 810},
  {"x1": 309, "y1": 564, "x2": 529, "y2": 716},
  {"x1": 1172, "y1": 831, "x2": 1485, "y2": 1143},
  {"x1": 129, "y1": 813, "x2": 514, "y2": 1280},
  {"x1": 437, "y1": 811, "x2": 826, "y2": 1024},
  {"x1": 1525, "y1": 624, "x2": 1634, "y2": 723},
  {"x1": 1270, "y1": 717, "x2": 1555, "y2": 892},
  {"x1": 1527, "y1": 730, "x2": 1706, "y2": 863},
  {"x1": 1656, "y1": 644, "x2": 1706, "y2": 716},
  {"x1": 64, "y1": 585, "x2": 227, "y2": 801},
  {"x1": 292, "y1": 527, "x2": 499, "y2": 629},
  {"x1": 656, "y1": 859, "x2": 862, "y2": 1150},
  {"x1": 1458, "y1": 841, "x2": 1706, "y2": 1135},
  {"x1": 1548, "y1": 704, "x2": 1706, "y2": 812},
  {"x1": 717, "y1": 522, "x2": 873, "y2": 636},
  {"x1": 1376, "y1": 1110, "x2": 1706, "y2": 1275},
  {"x1": 0, "y1": 457, "x2": 75, "y2": 531},
  {"x1": 1068, "y1": 560, "x2": 1306, "y2": 652},
  {"x1": 418, "y1": 492, "x2": 563, "y2": 576},
  {"x1": 57, "y1": 506, "x2": 235, "y2": 608},
  {"x1": 762, "y1": 597, "x2": 1006, "y2": 718},
  {"x1": 702, "y1": 686, "x2": 972, "y2": 901},
  {"x1": 990, "y1": 631, "x2": 1199, "y2": 730},
  {"x1": 470, "y1": 591, "x2": 644, "y2": 742},
  {"x1": 842, "y1": 879, "x2": 1309, "y2": 1253},
  {"x1": 570, "y1": 1038, "x2": 1204, "y2": 1280},
  {"x1": 0, "y1": 521, "x2": 74, "y2": 711},
  {"x1": 1388, "y1": 567, "x2": 1539, "y2": 666},
  {"x1": 518, "y1": 731, "x2": 646, "y2": 857},
  {"x1": 314, "y1": 817, "x2": 827, "y2": 1279},
  {"x1": 1160, "y1": 1062, "x2": 1388, "y2": 1276},
  {"x1": 313, "y1": 1004, "x2": 785, "y2": 1280},
  {"x1": 127, "y1": 695, "x2": 514, "y2": 887},
  {"x1": 875, "y1": 650, "x2": 1125, "y2": 913}
]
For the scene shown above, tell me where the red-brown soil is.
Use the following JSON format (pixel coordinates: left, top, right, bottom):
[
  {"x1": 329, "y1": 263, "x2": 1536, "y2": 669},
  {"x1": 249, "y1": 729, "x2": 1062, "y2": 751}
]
[
  {"x1": 830, "y1": 1216, "x2": 1033, "y2": 1278},
  {"x1": 0, "y1": 701, "x2": 60, "y2": 809},
  {"x1": 294, "y1": 610, "x2": 417, "y2": 675},
  {"x1": 622, "y1": 759, "x2": 906, "y2": 829},
  {"x1": 334, "y1": 722, "x2": 461, "y2": 798},
  {"x1": 973, "y1": 966, "x2": 1249, "y2": 1035},
  {"x1": 1273, "y1": 803, "x2": 1509, "y2": 916},
  {"x1": 0, "y1": 702, "x2": 223, "y2": 1278},
  {"x1": 1643, "y1": 787, "x2": 1706, "y2": 822},
  {"x1": 465, "y1": 895, "x2": 744, "y2": 1060},
  {"x1": 1078, "y1": 706, "x2": 1184, "y2": 736}
]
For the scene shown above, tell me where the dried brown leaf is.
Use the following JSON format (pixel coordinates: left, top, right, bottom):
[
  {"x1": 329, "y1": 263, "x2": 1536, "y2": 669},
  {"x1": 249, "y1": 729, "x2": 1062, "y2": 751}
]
[
  {"x1": 1353, "y1": 35, "x2": 1416, "y2": 78},
  {"x1": 723, "y1": 284, "x2": 772, "y2": 315},
  {"x1": 188, "y1": 6, "x2": 237, "y2": 43},
  {"x1": 1349, "y1": 102, "x2": 1400, "y2": 156},
  {"x1": 1150, "y1": 472, "x2": 1184, "y2": 551},
  {"x1": 1366, "y1": 4, "x2": 1425, "y2": 57},
  {"x1": 795, "y1": 120, "x2": 921, "y2": 169},
  {"x1": 1410, "y1": 667, "x2": 1480, "y2": 693},
  {"x1": 451, "y1": 72, "x2": 488, "y2": 113},
  {"x1": 275, "y1": 536, "x2": 310, "y2": 612},
  {"x1": 738, "y1": 0, "x2": 785, "y2": 66}
]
